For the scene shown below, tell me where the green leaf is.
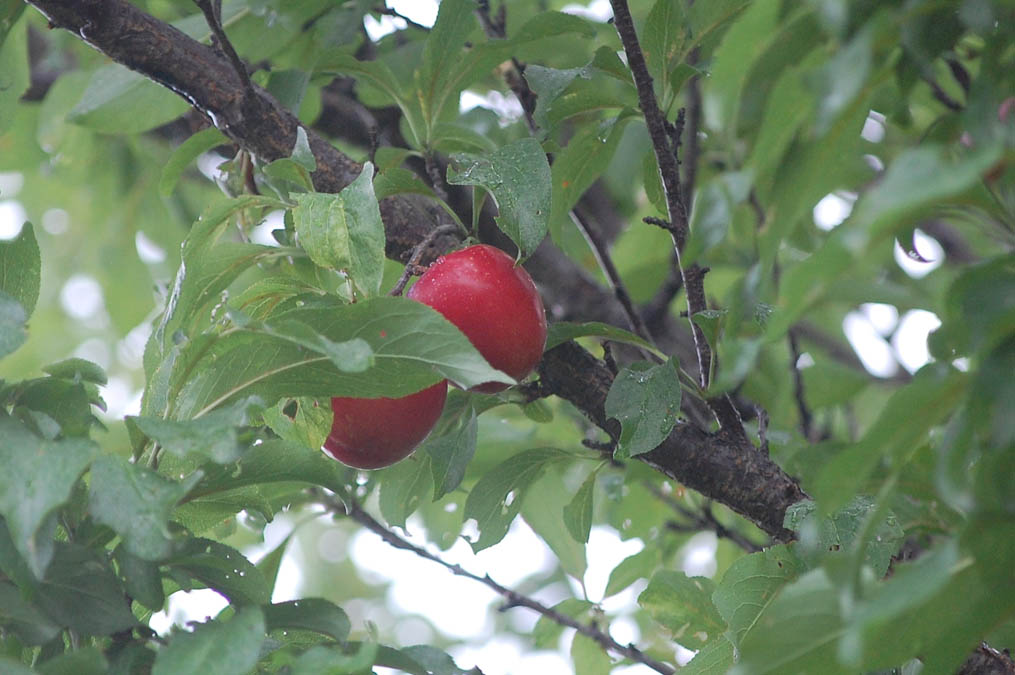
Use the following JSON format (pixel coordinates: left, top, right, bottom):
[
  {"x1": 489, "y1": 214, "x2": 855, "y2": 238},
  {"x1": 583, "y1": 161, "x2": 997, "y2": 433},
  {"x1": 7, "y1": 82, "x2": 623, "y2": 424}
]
[
  {"x1": 747, "y1": 66, "x2": 814, "y2": 189},
  {"x1": 36, "y1": 646, "x2": 108, "y2": 675},
  {"x1": 266, "y1": 68, "x2": 309, "y2": 115},
  {"x1": 256, "y1": 532, "x2": 293, "y2": 595},
  {"x1": 399, "y1": 645, "x2": 475, "y2": 675},
  {"x1": 702, "y1": 0, "x2": 780, "y2": 131},
  {"x1": 767, "y1": 145, "x2": 1002, "y2": 340},
  {"x1": 638, "y1": 571, "x2": 726, "y2": 648},
  {"x1": 604, "y1": 547, "x2": 657, "y2": 598},
  {"x1": 0, "y1": 579, "x2": 61, "y2": 646},
  {"x1": 941, "y1": 256, "x2": 1015, "y2": 354},
  {"x1": 424, "y1": 407, "x2": 478, "y2": 500},
  {"x1": 173, "y1": 485, "x2": 279, "y2": 536},
  {"x1": 548, "y1": 113, "x2": 635, "y2": 245},
  {"x1": 447, "y1": 138, "x2": 551, "y2": 258},
  {"x1": 35, "y1": 542, "x2": 137, "y2": 637},
  {"x1": 681, "y1": 637, "x2": 735, "y2": 675},
  {"x1": 812, "y1": 27, "x2": 872, "y2": 134},
  {"x1": 160, "y1": 127, "x2": 228, "y2": 197},
  {"x1": 321, "y1": 53, "x2": 408, "y2": 110},
  {"x1": 0, "y1": 290, "x2": 26, "y2": 360},
  {"x1": 851, "y1": 145, "x2": 1003, "y2": 243},
  {"x1": 532, "y1": 598, "x2": 593, "y2": 648},
  {"x1": 430, "y1": 122, "x2": 499, "y2": 153},
  {"x1": 0, "y1": 9, "x2": 28, "y2": 137},
  {"x1": 799, "y1": 359, "x2": 870, "y2": 409},
  {"x1": 0, "y1": 417, "x2": 99, "y2": 577},
  {"x1": 67, "y1": 64, "x2": 190, "y2": 134},
  {"x1": 731, "y1": 569, "x2": 848, "y2": 675},
  {"x1": 522, "y1": 470, "x2": 588, "y2": 580},
  {"x1": 545, "y1": 321, "x2": 664, "y2": 357},
  {"x1": 684, "y1": 171, "x2": 753, "y2": 263},
  {"x1": 10, "y1": 376, "x2": 101, "y2": 437},
  {"x1": 264, "y1": 599, "x2": 350, "y2": 642},
  {"x1": 605, "y1": 359, "x2": 682, "y2": 460},
  {"x1": 691, "y1": 309, "x2": 729, "y2": 353},
  {"x1": 288, "y1": 643, "x2": 379, "y2": 675},
  {"x1": 685, "y1": 0, "x2": 752, "y2": 62},
  {"x1": 114, "y1": 544, "x2": 166, "y2": 611},
  {"x1": 711, "y1": 545, "x2": 803, "y2": 648},
  {"x1": 812, "y1": 365, "x2": 966, "y2": 511},
  {"x1": 88, "y1": 456, "x2": 200, "y2": 562},
  {"x1": 845, "y1": 539, "x2": 960, "y2": 669},
  {"x1": 0, "y1": 658, "x2": 32, "y2": 675},
  {"x1": 292, "y1": 164, "x2": 386, "y2": 296},
  {"x1": 165, "y1": 538, "x2": 269, "y2": 606},
  {"x1": 261, "y1": 396, "x2": 331, "y2": 451},
  {"x1": 0, "y1": 517, "x2": 36, "y2": 592},
  {"x1": 152, "y1": 606, "x2": 264, "y2": 675},
  {"x1": 0, "y1": 221, "x2": 40, "y2": 319},
  {"x1": 245, "y1": 318, "x2": 374, "y2": 373},
  {"x1": 188, "y1": 439, "x2": 350, "y2": 499},
  {"x1": 378, "y1": 455, "x2": 432, "y2": 529},
  {"x1": 524, "y1": 64, "x2": 592, "y2": 132},
  {"x1": 562, "y1": 471, "x2": 596, "y2": 544},
  {"x1": 42, "y1": 358, "x2": 107, "y2": 385},
  {"x1": 463, "y1": 448, "x2": 569, "y2": 552},
  {"x1": 373, "y1": 167, "x2": 438, "y2": 201},
  {"x1": 416, "y1": 0, "x2": 478, "y2": 130},
  {"x1": 132, "y1": 396, "x2": 263, "y2": 465},
  {"x1": 643, "y1": 0, "x2": 687, "y2": 101},
  {"x1": 168, "y1": 297, "x2": 511, "y2": 419},
  {"x1": 570, "y1": 633, "x2": 611, "y2": 675},
  {"x1": 153, "y1": 194, "x2": 291, "y2": 354},
  {"x1": 783, "y1": 497, "x2": 904, "y2": 578}
]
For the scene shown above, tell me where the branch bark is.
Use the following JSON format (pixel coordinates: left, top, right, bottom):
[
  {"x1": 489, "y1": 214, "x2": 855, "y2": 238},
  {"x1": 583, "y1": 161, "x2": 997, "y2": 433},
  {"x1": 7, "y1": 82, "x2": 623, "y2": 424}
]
[{"x1": 24, "y1": 0, "x2": 806, "y2": 539}]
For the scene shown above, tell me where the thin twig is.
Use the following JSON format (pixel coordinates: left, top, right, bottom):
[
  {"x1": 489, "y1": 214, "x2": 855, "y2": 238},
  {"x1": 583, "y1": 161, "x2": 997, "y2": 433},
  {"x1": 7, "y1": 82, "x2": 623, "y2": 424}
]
[
  {"x1": 608, "y1": 1, "x2": 718, "y2": 403},
  {"x1": 646, "y1": 483, "x2": 767, "y2": 553},
  {"x1": 680, "y1": 73, "x2": 702, "y2": 206},
  {"x1": 388, "y1": 223, "x2": 461, "y2": 296},
  {"x1": 475, "y1": 0, "x2": 538, "y2": 133},
  {"x1": 477, "y1": 1, "x2": 659, "y2": 357},
  {"x1": 193, "y1": 0, "x2": 252, "y2": 92},
  {"x1": 424, "y1": 151, "x2": 450, "y2": 204},
  {"x1": 944, "y1": 56, "x2": 971, "y2": 94},
  {"x1": 319, "y1": 491, "x2": 676, "y2": 675},
  {"x1": 375, "y1": 6, "x2": 432, "y2": 33},
  {"x1": 571, "y1": 209, "x2": 655, "y2": 347},
  {"x1": 919, "y1": 70, "x2": 963, "y2": 112},
  {"x1": 787, "y1": 328, "x2": 815, "y2": 441}
]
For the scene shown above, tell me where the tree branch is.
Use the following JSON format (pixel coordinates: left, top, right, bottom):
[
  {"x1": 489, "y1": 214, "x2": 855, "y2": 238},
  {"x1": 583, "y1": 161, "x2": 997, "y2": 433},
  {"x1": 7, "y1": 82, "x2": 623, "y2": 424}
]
[
  {"x1": 608, "y1": 0, "x2": 738, "y2": 438},
  {"x1": 193, "y1": 0, "x2": 252, "y2": 92},
  {"x1": 539, "y1": 341, "x2": 804, "y2": 540},
  {"x1": 24, "y1": 0, "x2": 805, "y2": 539},
  {"x1": 315, "y1": 490, "x2": 676, "y2": 675},
  {"x1": 645, "y1": 483, "x2": 768, "y2": 553},
  {"x1": 570, "y1": 208, "x2": 656, "y2": 349}
]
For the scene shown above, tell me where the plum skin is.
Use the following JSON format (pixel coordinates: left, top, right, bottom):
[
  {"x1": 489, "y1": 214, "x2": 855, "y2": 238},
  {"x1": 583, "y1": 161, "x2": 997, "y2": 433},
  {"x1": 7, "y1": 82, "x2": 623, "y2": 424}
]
[
  {"x1": 408, "y1": 244, "x2": 547, "y2": 393},
  {"x1": 323, "y1": 380, "x2": 448, "y2": 469}
]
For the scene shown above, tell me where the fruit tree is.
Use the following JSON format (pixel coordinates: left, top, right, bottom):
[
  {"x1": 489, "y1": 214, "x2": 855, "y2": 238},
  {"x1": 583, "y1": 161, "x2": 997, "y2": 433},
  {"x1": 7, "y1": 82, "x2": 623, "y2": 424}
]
[{"x1": 0, "y1": 1, "x2": 1013, "y2": 673}]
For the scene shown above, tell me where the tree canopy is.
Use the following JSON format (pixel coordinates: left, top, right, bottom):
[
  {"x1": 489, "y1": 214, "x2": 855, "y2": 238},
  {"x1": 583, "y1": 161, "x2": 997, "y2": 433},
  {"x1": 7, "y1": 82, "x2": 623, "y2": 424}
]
[{"x1": 0, "y1": 0, "x2": 1013, "y2": 673}]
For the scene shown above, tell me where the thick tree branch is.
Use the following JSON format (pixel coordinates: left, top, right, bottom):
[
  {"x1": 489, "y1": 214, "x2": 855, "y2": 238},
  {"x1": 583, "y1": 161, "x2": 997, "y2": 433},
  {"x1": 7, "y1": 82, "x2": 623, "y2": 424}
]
[
  {"x1": 539, "y1": 341, "x2": 803, "y2": 539},
  {"x1": 25, "y1": 0, "x2": 805, "y2": 539}
]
